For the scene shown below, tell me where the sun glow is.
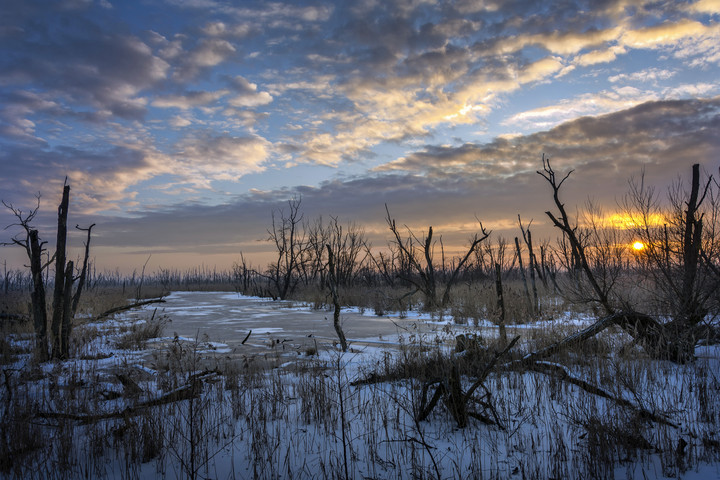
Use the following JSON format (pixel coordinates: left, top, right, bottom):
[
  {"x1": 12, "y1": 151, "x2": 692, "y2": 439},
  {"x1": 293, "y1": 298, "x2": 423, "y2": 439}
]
[
  {"x1": 607, "y1": 213, "x2": 665, "y2": 229},
  {"x1": 632, "y1": 241, "x2": 646, "y2": 251}
]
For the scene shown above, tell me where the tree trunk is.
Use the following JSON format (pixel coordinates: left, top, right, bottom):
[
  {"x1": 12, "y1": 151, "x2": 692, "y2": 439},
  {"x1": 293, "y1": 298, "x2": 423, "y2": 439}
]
[
  {"x1": 514, "y1": 237, "x2": 533, "y2": 314},
  {"x1": 28, "y1": 229, "x2": 48, "y2": 361},
  {"x1": 326, "y1": 245, "x2": 348, "y2": 351},
  {"x1": 60, "y1": 260, "x2": 74, "y2": 359},
  {"x1": 494, "y1": 263, "x2": 507, "y2": 344},
  {"x1": 71, "y1": 224, "x2": 94, "y2": 318},
  {"x1": 51, "y1": 185, "x2": 70, "y2": 359},
  {"x1": 526, "y1": 229, "x2": 539, "y2": 315}
]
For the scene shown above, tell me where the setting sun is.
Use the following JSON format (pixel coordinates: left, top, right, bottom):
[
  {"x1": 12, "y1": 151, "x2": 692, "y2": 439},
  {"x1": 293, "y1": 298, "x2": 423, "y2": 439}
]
[{"x1": 632, "y1": 241, "x2": 646, "y2": 251}]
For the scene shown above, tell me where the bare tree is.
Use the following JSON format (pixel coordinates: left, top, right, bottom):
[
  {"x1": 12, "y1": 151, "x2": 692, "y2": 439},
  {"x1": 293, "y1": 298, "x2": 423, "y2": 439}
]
[
  {"x1": 264, "y1": 197, "x2": 309, "y2": 300},
  {"x1": 50, "y1": 184, "x2": 71, "y2": 358},
  {"x1": 2, "y1": 195, "x2": 50, "y2": 361},
  {"x1": 71, "y1": 223, "x2": 95, "y2": 318},
  {"x1": 326, "y1": 244, "x2": 348, "y2": 351},
  {"x1": 622, "y1": 163, "x2": 719, "y2": 358},
  {"x1": 384, "y1": 204, "x2": 490, "y2": 310}
]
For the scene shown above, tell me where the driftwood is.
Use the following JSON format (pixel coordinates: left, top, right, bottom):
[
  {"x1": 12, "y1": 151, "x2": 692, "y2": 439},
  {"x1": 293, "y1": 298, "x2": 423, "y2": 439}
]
[
  {"x1": 95, "y1": 297, "x2": 166, "y2": 321},
  {"x1": 516, "y1": 313, "x2": 620, "y2": 364}
]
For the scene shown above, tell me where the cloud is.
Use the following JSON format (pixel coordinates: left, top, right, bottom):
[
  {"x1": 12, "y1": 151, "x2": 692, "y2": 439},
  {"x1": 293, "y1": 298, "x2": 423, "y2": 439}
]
[
  {"x1": 687, "y1": 0, "x2": 720, "y2": 14},
  {"x1": 575, "y1": 45, "x2": 627, "y2": 66},
  {"x1": 153, "y1": 90, "x2": 229, "y2": 109},
  {"x1": 621, "y1": 19, "x2": 710, "y2": 49},
  {"x1": 174, "y1": 38, "x2": 237, "y2": 79},
  {"x1": 619, "y1": 19, "x2": 720, "y2": 66},
  {"x1": 379, "y1": 98, "x2": 720, "y2": 183},
  {"x1": 608, "y1": 68, "x2": 676, "y2": 84},
  {"x1": 227, "y1": 76, "x2": 274, "y2": 107},
  {"x1": 503, "y1": 83, "x2": 720, "y2": 131},
  {"x1": 0, "y1": 6, "x2": 169, "y2": 124},
  {"x1": 174, "y1": 133, "x2": 270, "y2": 184},
  {"x1": 201, "y1": 21, "x2": 254, "y2": 38}
]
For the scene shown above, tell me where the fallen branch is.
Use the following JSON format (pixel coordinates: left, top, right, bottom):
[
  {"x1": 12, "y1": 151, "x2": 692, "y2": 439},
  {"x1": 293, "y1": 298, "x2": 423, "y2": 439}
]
[
  {"x1": 417, "y1": 337, "x2": 520, "y2": 428},
  {"x1": 515, "y1": 314, "x2": 618, "y2": 364},
  {"x1": 529, "y1": 360, "x2": 677, "y2": 428},
  {"x1": 37, "y1": 371, "x2": 217, "y2": 424},
  {"x1": 95, "y1": 297, "x2": 166, "y2": 321},
  {"x1": 465, "y1": 335, "x2": 520, "y2": 401}
]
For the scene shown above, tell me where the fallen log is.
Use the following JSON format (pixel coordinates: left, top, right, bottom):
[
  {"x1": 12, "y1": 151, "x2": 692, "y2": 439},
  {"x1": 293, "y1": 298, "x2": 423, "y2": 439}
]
[
  {"x1": 95, "y1": 297, "x2": 166, "y2": 321},
  {"x1": 528, "y1": 360, "x2": 678, "y2": 428},
  {"x1": 37, "y1": 371, "x2": 217, "y2": 424}
]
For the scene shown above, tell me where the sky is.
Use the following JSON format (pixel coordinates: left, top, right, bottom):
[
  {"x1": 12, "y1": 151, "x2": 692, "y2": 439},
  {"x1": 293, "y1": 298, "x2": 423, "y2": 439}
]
[{"x1": 1, "y1": 0, "x2": 719, "y2": 274}]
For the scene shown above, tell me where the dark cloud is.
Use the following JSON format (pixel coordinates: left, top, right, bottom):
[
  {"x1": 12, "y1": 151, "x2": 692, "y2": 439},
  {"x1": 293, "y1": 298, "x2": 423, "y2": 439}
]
[
  {"x1": 0, "y1": 2, "x2": 168, "y2": 122},
  {"x1": 381, "y1": 98, "x2": 720, "y2": 181}
]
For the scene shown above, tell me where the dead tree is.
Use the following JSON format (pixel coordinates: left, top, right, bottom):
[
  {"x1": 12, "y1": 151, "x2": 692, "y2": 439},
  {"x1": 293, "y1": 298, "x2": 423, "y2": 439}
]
[
  {"x1": 263, "y1": 197, "x2": 309, "y2": 300},
  {"x1": 2, "y1": 183, "x2": 94, "y2": 360},
  {"x1": 622, "y1": 163, "x2": 719, "y2": 359},
  {"x1": 326, "y1": 244, "x2": 348, "y2": 351},
  {"x1": 539, "y1": 157, "x2": 716, "y2": 362},
  {"x1": 71, "y1": 223, "x2": 95, "y2": 318},
  {"x1": 518, "y1": 216, "x2": 540, "y2": 314},
  {"x1": 50, "y1": 184, "x2": 70, "y2": 358},
  {"x1": 2, "y1": 195, "x2": 50, "y2": 361},
  {"x1": 514, "y1": 236, "x2": 533, "y2": 314},
  {"x1": 384, "y1": 204, "x2": 489, "y2": 310},
  {"x1": 307, "y1": 216, "x2": 368, "y2": 289}
]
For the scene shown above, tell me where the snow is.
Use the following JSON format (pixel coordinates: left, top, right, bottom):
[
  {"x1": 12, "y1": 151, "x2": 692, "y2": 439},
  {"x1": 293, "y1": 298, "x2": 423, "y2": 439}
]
[{"x1": 2, "y1": 291, "x2": 718, "y2": 479}]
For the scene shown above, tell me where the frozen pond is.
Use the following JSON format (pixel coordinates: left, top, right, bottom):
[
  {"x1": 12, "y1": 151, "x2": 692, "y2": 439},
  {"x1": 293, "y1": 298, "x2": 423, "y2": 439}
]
[{"x1": 137, "y1": 291, "x2": 465, "y2": 358}]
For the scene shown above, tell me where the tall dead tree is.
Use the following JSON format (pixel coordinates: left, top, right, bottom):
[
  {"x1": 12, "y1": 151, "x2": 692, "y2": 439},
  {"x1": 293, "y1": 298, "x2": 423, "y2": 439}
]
[
  {"x1": 622, "y1": 163, "x2": 718, "y2": 360},
  {"x1": 3, "y1": 196, "x2": 50, "y2": 361},
  {"x1": 384, "y1": 205, "x2": 490, "y2": 310},
  {"x1": 2, "y1": 183, "x2": 93, "y2": 360},
  {"x1": 518, "y1": 216, "x2": 540, "y2": 315},
  {"x1": 514, "y1": 236, "x2": 533, "y2": 315},
  {"x1": 71, "y1": 223, "x2": 95, "y2": 318},
  {"x1": 51, "y1": 184, "x2": 70, "y2": 359}
]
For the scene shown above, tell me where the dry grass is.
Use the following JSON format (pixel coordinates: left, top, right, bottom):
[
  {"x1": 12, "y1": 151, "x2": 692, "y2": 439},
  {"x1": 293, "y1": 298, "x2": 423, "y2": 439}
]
[{"x1": 1, "y1": 281, "x2": 719, "y2": 479}]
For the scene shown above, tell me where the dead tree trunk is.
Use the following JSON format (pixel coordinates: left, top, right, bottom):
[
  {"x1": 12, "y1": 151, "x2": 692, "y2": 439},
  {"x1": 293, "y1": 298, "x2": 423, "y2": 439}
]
[
  {"x1": 514, "y1": 237, "x2": 533, "y2": 314},
  {"x1": 59, "y1": 261, "x2": 74, "y2": 359},
  {"x1": 28, "y1": 230, "x2": 49, "y2": 361},
  {"x1": 525, "y1": 229, "x2": 540, "y2": 314},
  {"x1": 51, "y1": 184, "x2": 71, "y2": 359},
  {"x1": 71, "y1": 223, "x2": 95, "y2": 318},
  {"x1": 326, "y1": 244, "x2": 348, "y2": 352},
  {"x1": 494, "y1": 263, "x2": 507, "y2": 344}
]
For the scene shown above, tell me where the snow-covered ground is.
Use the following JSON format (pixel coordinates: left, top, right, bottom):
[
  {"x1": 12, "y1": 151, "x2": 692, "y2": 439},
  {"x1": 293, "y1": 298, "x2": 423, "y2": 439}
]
[{"x1": 2, "y1": 292, "x2": 719, "y2": 479}]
